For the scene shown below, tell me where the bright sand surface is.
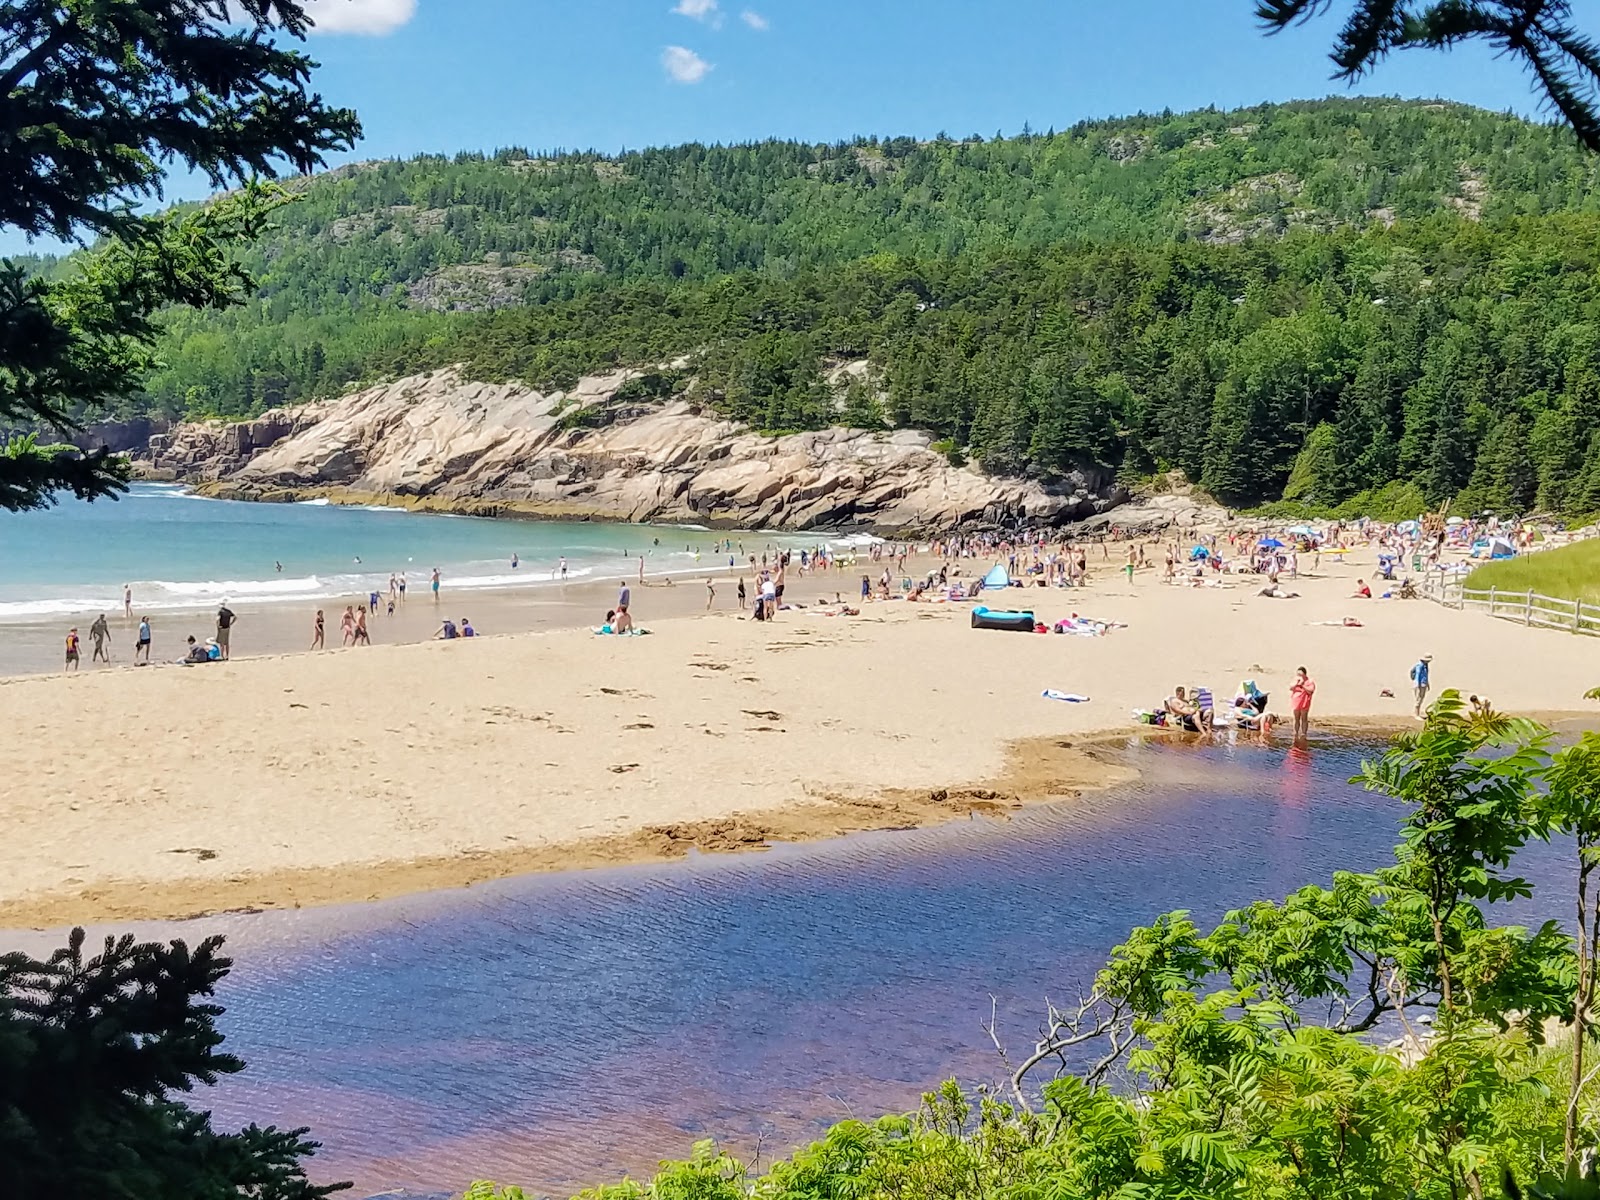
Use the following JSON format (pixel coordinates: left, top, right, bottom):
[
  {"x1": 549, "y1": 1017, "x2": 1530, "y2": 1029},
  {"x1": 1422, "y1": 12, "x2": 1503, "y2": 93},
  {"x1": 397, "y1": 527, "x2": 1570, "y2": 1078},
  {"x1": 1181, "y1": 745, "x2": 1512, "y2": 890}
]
[{"x1": 2, "y1": 549, "x2": 1596, "y2": 929}]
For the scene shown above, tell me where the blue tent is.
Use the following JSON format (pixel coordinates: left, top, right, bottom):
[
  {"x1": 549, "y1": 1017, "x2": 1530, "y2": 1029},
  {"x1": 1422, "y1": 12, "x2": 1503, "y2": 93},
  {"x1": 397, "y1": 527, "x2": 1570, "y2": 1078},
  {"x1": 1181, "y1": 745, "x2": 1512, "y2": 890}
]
[{"x1": 982, "y1": 565, "x2": 1011, "y2": 589}]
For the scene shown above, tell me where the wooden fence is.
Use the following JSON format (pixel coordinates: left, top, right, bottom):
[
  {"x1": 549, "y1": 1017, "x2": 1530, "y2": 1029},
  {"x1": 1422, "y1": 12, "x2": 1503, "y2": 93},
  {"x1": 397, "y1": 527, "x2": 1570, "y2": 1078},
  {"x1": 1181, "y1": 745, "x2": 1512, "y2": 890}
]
[{"x1": 1419, "y1": 571, "x2": 1600, "y2": 636}]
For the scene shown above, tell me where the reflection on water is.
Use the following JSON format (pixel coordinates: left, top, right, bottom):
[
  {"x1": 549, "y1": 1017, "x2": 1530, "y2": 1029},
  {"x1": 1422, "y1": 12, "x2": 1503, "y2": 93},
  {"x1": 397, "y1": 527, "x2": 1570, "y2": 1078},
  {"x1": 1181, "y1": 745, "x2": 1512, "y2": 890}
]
[{"x1": 31, "y1": 738, "x2": 1577, "y2": 1195}]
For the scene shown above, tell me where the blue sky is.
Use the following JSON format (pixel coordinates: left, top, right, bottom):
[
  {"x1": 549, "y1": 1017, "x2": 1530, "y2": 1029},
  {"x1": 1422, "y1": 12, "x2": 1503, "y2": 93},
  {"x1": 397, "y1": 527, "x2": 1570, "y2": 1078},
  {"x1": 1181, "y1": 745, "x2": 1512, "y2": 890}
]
[{"x1": 8, "y1": 0, "x2": 1600, "y2": 255}]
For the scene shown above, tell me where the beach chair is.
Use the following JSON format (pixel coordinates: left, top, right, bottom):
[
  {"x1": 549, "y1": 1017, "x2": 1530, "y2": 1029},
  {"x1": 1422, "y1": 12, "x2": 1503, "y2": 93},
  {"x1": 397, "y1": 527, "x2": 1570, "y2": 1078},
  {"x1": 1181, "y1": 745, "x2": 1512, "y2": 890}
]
[{"x1": 1193, "y1": 686, "x2": 1216, "y2": 732}]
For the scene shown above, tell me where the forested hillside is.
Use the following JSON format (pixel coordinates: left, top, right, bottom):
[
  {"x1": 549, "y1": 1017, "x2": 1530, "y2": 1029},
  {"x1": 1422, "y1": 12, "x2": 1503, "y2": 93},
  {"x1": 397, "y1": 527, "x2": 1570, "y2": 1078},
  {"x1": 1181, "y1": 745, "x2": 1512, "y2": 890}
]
[{"x1": 107, "y1": 97, "x2": 1600, "y2": 515}]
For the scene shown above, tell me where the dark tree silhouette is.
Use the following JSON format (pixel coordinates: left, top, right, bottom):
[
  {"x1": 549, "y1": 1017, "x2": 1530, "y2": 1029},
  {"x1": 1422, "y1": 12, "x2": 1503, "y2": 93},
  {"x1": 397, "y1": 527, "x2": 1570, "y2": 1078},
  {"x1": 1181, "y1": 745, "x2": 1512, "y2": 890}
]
[
  {"x1": 0, "y1": 927, "x2": 347, "y2": 1199},
  {"x1": 1259, "y1": 1, "x2": 1600, "y2": 149},
  {"x1": 0, "y1": 0, "x2": 359, "y2": 510}
]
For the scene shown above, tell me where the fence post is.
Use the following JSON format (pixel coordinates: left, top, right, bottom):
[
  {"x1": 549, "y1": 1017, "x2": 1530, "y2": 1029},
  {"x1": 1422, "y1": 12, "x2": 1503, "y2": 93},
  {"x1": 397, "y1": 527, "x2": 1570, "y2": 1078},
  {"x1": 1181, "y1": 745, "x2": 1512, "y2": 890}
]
[
  {"x1": 1489, "y1": 586, "x2": 1496, "y2": 616},
  {"x1": 1526, "y1": 589, "x2": 1534, "y2": 625},
  {"x1": 1575, "y1": 598, "x2": 1582, "y2": 633}
]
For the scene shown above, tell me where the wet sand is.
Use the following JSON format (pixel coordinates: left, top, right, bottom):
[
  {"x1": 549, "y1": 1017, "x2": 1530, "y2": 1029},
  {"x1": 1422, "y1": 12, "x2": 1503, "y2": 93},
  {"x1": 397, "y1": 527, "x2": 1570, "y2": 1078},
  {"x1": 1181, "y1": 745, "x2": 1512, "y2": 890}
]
[
  {"x1": 2, "y1": 549, "x2": 1595, "y2": 928},
  {"x1": 0, "y1": 560, "x2": 763, "y2": 677}
]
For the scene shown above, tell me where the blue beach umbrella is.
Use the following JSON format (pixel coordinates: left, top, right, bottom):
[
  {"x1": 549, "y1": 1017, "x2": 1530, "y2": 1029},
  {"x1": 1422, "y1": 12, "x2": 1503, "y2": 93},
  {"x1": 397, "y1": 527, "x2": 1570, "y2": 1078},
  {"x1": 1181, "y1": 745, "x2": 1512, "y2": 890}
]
[{"x1": 1258, "y1": 537, "x2": 1285, "y2": 550}]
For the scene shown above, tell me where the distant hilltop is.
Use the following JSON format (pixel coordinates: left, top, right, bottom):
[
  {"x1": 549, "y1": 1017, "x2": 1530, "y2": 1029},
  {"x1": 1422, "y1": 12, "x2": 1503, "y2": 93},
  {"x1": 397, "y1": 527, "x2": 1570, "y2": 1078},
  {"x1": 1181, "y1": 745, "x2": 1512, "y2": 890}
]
[{"x1": 64, "y1": 96, "x2": 1600, "y2": 521}]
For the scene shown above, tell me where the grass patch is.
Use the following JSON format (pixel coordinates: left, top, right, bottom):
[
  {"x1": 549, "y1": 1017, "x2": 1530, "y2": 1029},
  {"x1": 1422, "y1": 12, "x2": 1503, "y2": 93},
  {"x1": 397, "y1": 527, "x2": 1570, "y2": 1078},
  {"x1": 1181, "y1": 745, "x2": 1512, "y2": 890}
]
[{"x1": 1467, "y1": 538, "x2": 1600, "y2": 604}]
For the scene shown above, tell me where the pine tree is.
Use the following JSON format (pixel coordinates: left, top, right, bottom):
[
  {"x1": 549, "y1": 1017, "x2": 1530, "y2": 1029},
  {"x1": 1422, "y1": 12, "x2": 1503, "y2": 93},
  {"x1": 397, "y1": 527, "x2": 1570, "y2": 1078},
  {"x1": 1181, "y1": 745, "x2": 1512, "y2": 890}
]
[
  {"x1": 1282, "y1": 421, "x2": 1342, "y2": 504},
  {"x1": 1461, "y1": 412, "x2": 1537, "y2": 514},
  {"x1": 0, "y1": 928, "x2": 345, "y2": 1200}
]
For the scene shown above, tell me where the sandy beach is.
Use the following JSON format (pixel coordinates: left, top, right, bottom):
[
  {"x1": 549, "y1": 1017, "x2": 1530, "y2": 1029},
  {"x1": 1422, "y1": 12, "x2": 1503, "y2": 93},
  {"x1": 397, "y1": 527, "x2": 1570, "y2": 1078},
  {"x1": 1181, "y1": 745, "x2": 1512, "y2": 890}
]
[{"x1": 3, "y1": 549, "x2": 1595, "y2": 929}]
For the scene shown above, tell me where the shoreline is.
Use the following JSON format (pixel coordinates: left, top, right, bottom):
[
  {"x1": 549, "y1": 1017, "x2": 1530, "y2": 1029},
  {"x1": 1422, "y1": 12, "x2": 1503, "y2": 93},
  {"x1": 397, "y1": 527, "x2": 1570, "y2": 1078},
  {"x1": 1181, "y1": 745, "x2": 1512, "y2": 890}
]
[
  {"x1": 0, "y1": 731, "x2": 1139, "y2": 929},
  {"x1": 5, "y1": 550, "x2": 1598, "y2": 932},
  {"x1": 179, "y1": 478, "x2": 926, "y2": 534}
]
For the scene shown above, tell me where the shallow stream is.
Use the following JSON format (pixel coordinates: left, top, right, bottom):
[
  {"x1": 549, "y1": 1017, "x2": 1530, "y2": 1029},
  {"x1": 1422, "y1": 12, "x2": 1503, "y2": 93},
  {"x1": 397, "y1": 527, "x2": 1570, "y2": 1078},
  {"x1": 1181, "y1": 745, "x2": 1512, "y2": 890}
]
[{"x1": 18, "y1": 737, "x2": 1573, "y2": 1197}]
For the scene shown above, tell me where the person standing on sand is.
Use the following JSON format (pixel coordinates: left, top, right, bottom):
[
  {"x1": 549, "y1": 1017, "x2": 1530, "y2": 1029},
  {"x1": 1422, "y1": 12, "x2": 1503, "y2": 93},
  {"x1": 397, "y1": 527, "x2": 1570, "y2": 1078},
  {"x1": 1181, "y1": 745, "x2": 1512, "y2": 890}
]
[
  {"x1": 617, "y1": 580, "x2": 631, "y2": 618},
  {"x1": 397, "y1": 575, "x2": 407, "y2": 605},
  {"x1": 559, "y1": 556, "x2": 568, "y2": 580},
  {"x1": 89, "y1": 614, "x2": 110, "y2": 663},
  {"x1": 430, "y1": 567, "x2": 441, "y2": 602},
  {"x1": 1410, "y1": 654, "x2": 1432, "y2": 717},
  {"x1": 354, "y1": 605, "x2": 370, "y2": 645},
  {"x1": 134, "y1": 615, "x2": 151, "y2": 664},
  {"x1": 215, "y1": 602, "x2": 236, "y2": 660},
  {"x1": 737, "y1": 577, "x2": 747, "y2": 609},
  {"x1": 340, "y1": 606, "x2": 356, "y2": 646},
  {"x1": 123, "y1": 584, "x2": 132, "y2": 621},
  {"x1": 638, "y1": 556, "x2": 645, "y2": 585},
  {"x1": 705, "y1": 578, "x2": 716, "y2": 610},
  {"x1": 311, "y1": 609, "x2": 325, "y2": 650},
  {"x1": 1290, "y1": 666, "x2": 1315, "y2": 744},
  {"x1": 64, "y1": 627, "x2": 80, "y2": 672}
]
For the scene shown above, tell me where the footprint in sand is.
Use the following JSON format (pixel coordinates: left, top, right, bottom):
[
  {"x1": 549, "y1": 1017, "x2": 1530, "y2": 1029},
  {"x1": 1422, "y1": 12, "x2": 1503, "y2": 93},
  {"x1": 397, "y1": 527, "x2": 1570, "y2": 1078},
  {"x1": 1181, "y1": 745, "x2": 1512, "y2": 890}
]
[
  {"x1": 624, "y1": 722, "x2": 655, "y2": 730},
  {"x1": 610, "y1": 763, "x2": 641, "y2": 773},
  {"x1": 167, "y1": 847, "x2": 218, "y2": 861},
  {"x1": 742, "y1": 709, "x2": 783, "y2": 722}
]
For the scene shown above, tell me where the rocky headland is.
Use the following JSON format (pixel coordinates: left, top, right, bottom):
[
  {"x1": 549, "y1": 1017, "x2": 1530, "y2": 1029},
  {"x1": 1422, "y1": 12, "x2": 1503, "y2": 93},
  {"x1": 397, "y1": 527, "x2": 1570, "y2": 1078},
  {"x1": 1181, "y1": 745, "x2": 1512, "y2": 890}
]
[{"x1": 137, "y1": 367, "x2": 1181, "y2": 532}]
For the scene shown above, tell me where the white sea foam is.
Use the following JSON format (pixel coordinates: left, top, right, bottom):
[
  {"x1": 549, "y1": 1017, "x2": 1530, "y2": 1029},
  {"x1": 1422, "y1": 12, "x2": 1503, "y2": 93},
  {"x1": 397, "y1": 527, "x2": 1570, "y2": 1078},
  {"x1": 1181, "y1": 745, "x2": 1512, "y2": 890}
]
[
  {"x1": 0, "y1": 596, "x2": 119, "y2": 619},
  {"x1": 157, "y1": 576, "x2": 322, "y2": 597}
]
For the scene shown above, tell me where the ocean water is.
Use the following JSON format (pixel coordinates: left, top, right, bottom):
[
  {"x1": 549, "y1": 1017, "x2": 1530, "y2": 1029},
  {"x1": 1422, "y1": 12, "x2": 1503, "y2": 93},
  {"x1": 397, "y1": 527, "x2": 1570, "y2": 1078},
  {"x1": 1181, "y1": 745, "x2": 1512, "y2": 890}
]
[
  {"x1": 0, "y1": 485, "x2": 863, "y2": 620},
  {"x1": 26, "y1": 737, "x2": 1569, "y2": 1196}
]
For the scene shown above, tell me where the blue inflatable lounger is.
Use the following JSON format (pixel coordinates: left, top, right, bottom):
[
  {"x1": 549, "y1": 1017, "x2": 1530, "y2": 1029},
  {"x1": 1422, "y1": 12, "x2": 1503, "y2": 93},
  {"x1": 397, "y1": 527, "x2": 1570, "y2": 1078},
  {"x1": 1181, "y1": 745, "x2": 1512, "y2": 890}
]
[{"x1": 971, "y1": 605, "x2": 1036, "y2": 632}]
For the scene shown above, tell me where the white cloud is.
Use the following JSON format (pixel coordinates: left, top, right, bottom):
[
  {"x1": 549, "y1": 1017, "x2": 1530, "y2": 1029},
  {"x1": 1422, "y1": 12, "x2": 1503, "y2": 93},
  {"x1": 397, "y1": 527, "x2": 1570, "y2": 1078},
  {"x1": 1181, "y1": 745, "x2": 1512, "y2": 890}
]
[
  {"x1": 661, "y1": 45, "x2": 713, "y2": 83},
  {"x1": 302, "y1": 0, "x2": 417, "y2": 35},
  {"x1": 672, "y1": 0, "x2": 719, "y2": 20},
  {"x1": 740, "y1": 9, "x2": 769, "y2": 30}
]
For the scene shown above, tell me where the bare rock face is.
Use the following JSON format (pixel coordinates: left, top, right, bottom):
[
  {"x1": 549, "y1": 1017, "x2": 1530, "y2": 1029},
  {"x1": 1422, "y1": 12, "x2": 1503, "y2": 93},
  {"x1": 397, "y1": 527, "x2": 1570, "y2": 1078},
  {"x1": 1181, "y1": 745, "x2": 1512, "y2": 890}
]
[
  {"x1": 73, "y1": 415, "x2": 172, "y2": 455},
  {"x1": 143, "y1": 368, "x2": 1124, "y2": 531}
]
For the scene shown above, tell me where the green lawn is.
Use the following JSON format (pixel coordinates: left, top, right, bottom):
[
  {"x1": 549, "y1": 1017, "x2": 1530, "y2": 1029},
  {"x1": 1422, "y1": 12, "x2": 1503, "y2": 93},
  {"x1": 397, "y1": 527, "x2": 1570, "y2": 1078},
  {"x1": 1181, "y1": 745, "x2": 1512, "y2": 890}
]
[{"x1": 1467, "y1": 537, "x2": 1600, "y2": 604}]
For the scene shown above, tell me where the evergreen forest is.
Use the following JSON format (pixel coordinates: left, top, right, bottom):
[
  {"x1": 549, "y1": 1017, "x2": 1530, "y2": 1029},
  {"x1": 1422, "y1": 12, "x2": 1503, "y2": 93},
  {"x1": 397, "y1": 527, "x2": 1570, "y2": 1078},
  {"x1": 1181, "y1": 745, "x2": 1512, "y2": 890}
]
[{"x1": 100, "y1": 97, "x2": 1600, "y2": 515}]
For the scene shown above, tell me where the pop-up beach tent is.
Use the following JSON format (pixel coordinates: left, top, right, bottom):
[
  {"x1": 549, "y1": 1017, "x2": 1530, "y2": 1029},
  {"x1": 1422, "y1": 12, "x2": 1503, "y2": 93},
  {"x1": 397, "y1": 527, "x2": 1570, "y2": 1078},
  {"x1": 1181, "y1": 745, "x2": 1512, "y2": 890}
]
[{"x1": 981, "y1": 564, "x2": 1011, "y2": 589}]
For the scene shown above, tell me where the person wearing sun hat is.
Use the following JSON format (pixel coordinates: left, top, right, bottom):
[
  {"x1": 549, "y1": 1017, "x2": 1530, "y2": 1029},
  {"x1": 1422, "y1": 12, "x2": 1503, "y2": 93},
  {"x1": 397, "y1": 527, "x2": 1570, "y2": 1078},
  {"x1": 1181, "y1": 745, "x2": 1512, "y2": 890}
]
[{"x1": 1410, "y1": 654, "x2": 1433, "y2": 717}]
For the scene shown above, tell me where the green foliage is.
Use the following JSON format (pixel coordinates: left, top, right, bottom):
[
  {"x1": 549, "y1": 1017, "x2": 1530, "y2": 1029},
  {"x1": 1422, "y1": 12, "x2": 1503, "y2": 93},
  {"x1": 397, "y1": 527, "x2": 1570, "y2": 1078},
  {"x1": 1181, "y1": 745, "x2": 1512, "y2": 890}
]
[
  {"x1": 1281, "y1": 422, "x2": 1341, "y2": 504},
  {"x1": 1258, "y1": 1, "x2": 1600, "y2": 153},
  {"x1": 78, "y1": 98, "x2": 1600, "y2": 514},
  {"x1": 0, "y1": 927, "x2": 345, "y2": 1199},
  {"x1": 0, "y1": 0, "x2": 359, "y2": 510},
  {"x1": 1469, "y1": 538, "x2": 1600, "y2": 605},
  {"x1": 467, "y1": 703, "x2": 1600, "y2": 1199}
]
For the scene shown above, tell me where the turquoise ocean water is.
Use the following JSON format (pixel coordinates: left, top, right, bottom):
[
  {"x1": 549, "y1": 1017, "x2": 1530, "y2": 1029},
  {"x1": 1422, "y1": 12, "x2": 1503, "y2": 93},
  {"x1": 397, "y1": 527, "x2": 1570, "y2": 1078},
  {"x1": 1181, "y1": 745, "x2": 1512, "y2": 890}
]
[{"x1": 0, "y1": 484, "x2": 856, "y2": 620}]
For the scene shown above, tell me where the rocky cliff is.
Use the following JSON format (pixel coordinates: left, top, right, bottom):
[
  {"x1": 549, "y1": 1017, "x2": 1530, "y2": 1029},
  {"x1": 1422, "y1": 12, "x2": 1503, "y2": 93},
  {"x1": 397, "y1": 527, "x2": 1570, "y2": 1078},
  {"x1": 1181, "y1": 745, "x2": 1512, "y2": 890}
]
[{"x1": 141, "y1": 368, "x2": 1128, "y2": 531}]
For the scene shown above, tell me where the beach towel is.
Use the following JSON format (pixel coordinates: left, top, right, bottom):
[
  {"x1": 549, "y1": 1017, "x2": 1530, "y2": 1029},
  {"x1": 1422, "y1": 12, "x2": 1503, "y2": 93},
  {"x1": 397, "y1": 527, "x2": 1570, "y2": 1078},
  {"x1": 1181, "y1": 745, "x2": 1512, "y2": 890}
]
[{"x1": 1043, "y1": 689, "x2": 1090, "y2": 703}]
